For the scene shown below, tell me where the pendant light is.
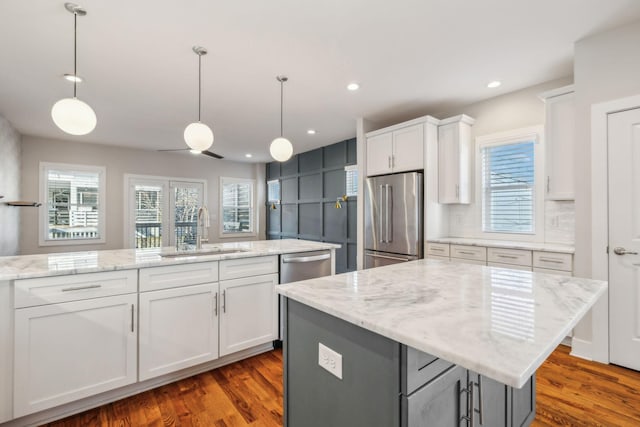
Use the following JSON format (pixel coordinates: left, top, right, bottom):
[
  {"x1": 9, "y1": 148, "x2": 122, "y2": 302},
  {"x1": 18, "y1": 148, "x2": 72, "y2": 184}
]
[
  {"x1": 184, "y1": 46, "x2": 214, "y2": 152},
  {"x1": 270, "y1": 76, "x2": 293, "y2": 162},
  {"x1": 51, "y1": 3, "x2": 97, "y2": 136}
]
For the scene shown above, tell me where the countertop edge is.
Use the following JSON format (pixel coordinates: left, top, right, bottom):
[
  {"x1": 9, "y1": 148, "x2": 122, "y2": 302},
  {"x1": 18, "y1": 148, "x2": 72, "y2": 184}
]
[{"x1": 427, "y1": 237, "x2": 575, "y2": 254}]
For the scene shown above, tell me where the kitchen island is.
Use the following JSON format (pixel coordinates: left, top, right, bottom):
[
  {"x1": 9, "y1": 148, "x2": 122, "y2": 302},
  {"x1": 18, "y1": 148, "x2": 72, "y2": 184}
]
[
  {"x1": 277, "y1": 259, "x2": 607, "y2": 427},
  {"x1": 0, "y1": 239, "x2": 338, "y2": 426}
]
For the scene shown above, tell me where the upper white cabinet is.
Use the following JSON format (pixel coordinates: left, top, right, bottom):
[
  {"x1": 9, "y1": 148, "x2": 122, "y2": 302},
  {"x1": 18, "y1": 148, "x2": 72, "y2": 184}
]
[
  {"x1": 539, "y1": 85, "x2": 575, "y2": 200},
  {"x1": 438, "y1": 115, "x2": 475, "y2": 204},
  {"x1": 366, "y1": 123, "x2": 424, "y2": 176}
]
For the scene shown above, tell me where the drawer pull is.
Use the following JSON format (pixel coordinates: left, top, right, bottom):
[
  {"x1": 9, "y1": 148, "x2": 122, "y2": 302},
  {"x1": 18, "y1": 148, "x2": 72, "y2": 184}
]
[
  {"x1": 130, "y1": 304, "x2": 135, "y2": 333},
  {"x1": 61, "y1": 284, "x2": 102, "y2": 292},
  {"x1": 214, "y1": 292, "x2": 218, "y2": 316},
  {"x1": 458, "y1": 251, "x2": 476, "y2": 256},
  {"x1": 431, "y1": 247, "x2": 444, "y2": 252},
  {"x1": 222, "y1": 290, "x2": 226, "y2": 313},
  {"x1": 497, "y1": 254, "x2": 518, "y2": 259},
  {"x1": 539, "y1": 257, "x2": 563, "y2": 264}
]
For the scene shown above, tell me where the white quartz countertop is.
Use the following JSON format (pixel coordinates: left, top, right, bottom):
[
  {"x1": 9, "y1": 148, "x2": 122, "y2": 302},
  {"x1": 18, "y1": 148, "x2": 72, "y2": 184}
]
[
  {"x1": 277, "y1": 259, "x2": 606, "y2": 388},
  {"x1": 428, "y1": 237, "x2": 575, "y2": 254},
  {"x1": 0, "y1": 240, "x2": 339, "y2": 281}
]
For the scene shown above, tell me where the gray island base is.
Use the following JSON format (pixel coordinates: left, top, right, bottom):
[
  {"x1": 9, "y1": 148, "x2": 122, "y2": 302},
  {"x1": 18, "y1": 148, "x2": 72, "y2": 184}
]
[{"x1": 283, "y1": 299, "x2": 534, "y2": 427}]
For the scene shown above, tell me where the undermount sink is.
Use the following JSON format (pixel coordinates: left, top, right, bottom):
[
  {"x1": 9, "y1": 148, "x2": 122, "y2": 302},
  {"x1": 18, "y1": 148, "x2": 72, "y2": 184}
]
[{"x1": 161, "y1": 249, "x2": 247, "y2": 258}]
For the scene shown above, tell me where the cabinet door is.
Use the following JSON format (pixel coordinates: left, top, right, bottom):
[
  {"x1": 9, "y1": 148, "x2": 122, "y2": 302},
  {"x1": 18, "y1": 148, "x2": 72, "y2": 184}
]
[
  {"x1": 219, "y1": 273, "x2": 278, "y2": 357},
  {"x1": 14, "y1": 294, "x2": 137, "y2": 417},
  {"x1": 366, "y1": 132, "x2": 393, "y2": 176},
  {"x1": 392, "y1": 124, "x2": 424, "y2": 172},
  {"x1": 139, "y1": 283, "x2": 218, "y2": 381},
  {"x1": 403, "y1": 365, "x2": 467, "y2": 427},
  {"x1": 470, "y1": 372, "x2": 509, "y2": 427},
  {"x1": 438, "y1": 123, "x2": 462, "y2": 203},
  {"x1": 545, "y1": 91, "x2": 575, "y2": 200}
]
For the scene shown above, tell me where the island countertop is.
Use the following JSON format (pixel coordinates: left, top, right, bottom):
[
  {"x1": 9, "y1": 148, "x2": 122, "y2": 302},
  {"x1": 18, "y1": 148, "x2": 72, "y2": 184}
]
[
  {"x1": 0, "y1": 239, "x2": 340, "y2": 281},
  {"x1": 277, "y1": 259, "x2": 607, "y2": 388}
]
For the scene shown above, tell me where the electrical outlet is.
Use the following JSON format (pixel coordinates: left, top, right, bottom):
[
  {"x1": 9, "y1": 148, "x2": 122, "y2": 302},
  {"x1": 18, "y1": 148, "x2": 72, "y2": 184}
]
[{"x1": 318, "y1": 342, "x2": 342, "y2": 379}]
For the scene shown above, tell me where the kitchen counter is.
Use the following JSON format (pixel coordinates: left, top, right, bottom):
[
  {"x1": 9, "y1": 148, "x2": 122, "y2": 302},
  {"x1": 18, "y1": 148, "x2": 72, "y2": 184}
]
[
  {"x1": 0, "y1": 239, "x2": 340, "y2": 281},
  {"x1": 277, "y1": 258, "x2": 606, "y2": 388},
  {"x1": 428, "y1": 237, "x2": 574, "y2": 253}
]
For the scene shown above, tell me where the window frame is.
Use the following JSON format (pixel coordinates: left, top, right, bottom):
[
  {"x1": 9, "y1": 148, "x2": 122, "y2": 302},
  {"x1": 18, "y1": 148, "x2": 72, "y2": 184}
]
[
  {"x1": 475, "y1": 126, "x2": 545, "y2": 242},
  {"x1": 219, "y1": 177, "x2": 257, "y2": 238},
  {"x1": 39, "y1": 162, "x2": 106, "y2": 246}
]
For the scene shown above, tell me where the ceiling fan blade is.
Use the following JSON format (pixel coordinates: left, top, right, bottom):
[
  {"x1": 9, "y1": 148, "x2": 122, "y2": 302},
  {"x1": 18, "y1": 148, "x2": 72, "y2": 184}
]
[
  {"x1": 157, "y1": 148, "x2": 189, "y2": 152},
  {"x1": 201, "y1": 150, "x2": 224, "y2": 159}
]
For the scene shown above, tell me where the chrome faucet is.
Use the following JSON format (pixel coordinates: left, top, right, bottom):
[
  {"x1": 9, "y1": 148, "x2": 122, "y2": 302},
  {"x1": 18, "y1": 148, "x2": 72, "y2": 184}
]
[{"x1": 196, "y1": 205, "x2": 210, "y2": 249}]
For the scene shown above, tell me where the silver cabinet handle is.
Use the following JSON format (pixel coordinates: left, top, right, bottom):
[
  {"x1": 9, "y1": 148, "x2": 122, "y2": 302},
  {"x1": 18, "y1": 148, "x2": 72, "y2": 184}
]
[
  {"x1": 388, "y1": 156, "x2": 391, "y2": 169},
  {"x1": 469, "y1": 379, "x2": 475, "y2": 427},
  {"x1": 385, "y1": 184, "x2": 392, "y2": 243},
  {"x1": 547, "y1": 176, "x2": 550, "y2": 193},
  {"x1": 614, "y1": 247, "x2": 638, "y2": 255},
  {"x1": 456, "y1": 184, "x2": 460, "y2": 199},
  {"x1": 538, "y1": 257, "x2": 563, "y2": 263},
  {"x1": 222, "y1": 290, "x2": 226, "y2": 313},
  {"x1": 366, "y1": 252, "x2": 411, "y2": 262},
  {"x1": 474, "y1": 375, "x2": 483, "y2": 425},
  {"x1": 214, "y1": 292, "x2": 218, "y2": 316},
  {"x1": 497, "y1": 254, "x2": 518, "y2": 259},
  {"x1": 392, "y1": 155, "x2": 395, "y2": 168},
  {"x1": 61, "y1": 284, "x2": 102, "y2": 292},
  {"x1": 431, "y1": 247, "x2": 444, "y2": 252},
  {"x1": 458, "y1": 251, "x2": 476, "y2": 256},
  {"x1": 283, "y1": 254, "x2": 331, "y2": 263},
  {"x1": 130, "y1": 304, "x2": 134, "y2": 333}
]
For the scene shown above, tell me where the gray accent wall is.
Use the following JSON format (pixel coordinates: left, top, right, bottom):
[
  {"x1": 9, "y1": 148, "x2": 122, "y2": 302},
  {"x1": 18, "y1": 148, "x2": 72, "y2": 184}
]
[
  {"x1": 267, "y1": 138, "x2": 357, "y2": 273},
  {"x1": 0, "y1": 115, "x2": 21, "y2": 256}
]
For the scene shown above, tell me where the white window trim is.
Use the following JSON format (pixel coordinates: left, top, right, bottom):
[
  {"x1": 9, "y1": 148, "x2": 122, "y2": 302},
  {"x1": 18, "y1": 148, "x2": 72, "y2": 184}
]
[
  {"x1": 123, "y1": 174, "x2": 207, "y2": 249},
  {"x1": 39, "y1": 162, "x2": 106, "y2": 246},
  {"x1": 345, "y1": 165, "x2": 358, "y2": 198},
  {"x1": 219, "y1": 177, "x2": 257, "y2": 238},
  {"x1": 474, "y1": 126, "x2": 545, "y2": 242}
]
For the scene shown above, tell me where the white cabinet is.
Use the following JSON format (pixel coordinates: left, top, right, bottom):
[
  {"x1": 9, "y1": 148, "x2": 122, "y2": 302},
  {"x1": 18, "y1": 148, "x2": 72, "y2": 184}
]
[
  {"x1": 13, "y1": 293, "x2": 137, "y2": 417},
  {"x1": 438, "y1": 115, "x2": 475, "y2": 204},
  {"x1": 366, "y1": 123, "x2": 424, "y2": 176},
  {"x1": 539, "y1": 85, "x2": 575, "y2": 200},
  {"x1": 139, "y1": 283, "x2": 219, "y2": 381},
  {"x1": 219, "y1": 273, "x2": 279, "y2": 357}
]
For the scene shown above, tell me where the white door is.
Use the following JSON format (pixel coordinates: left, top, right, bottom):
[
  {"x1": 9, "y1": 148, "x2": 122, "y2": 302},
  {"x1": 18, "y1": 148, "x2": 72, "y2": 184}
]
[
  {"x1": 392, "y1": 124, "x2": 424, "y2": 172},
  {"x1": 608, "y1": 107, "x2": 640, "y2": 371},
  {"x1": 219, "y1": 273, "x2": 278, "y2": 357},
  {"x1": 139, "y1": 283, "x2": 218, "y2": 381},
  {"x1": 13, "y1": 294, "x2": 137, "y2": 417}
]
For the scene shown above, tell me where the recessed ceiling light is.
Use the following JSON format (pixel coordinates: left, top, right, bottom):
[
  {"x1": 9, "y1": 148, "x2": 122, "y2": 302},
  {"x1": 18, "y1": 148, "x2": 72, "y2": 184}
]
[
  {"x1": 347, "y1": 83, "x2": 360, "y2": 91},
  {"x1": 63, "y1": 73, "x2": 83, "y2": 83},
  {"x1": 245, "y1": 153, "x2": 252, "y2": 158},
  {"x1": 307, "y1": 129, "x2": 316, "y2": 135},
  {"x1": 189, "y1": 149, "x2": 201, "y2": 155},
  {"x1": 487, "y1": 80, "x2": 501, "y2": 88}
]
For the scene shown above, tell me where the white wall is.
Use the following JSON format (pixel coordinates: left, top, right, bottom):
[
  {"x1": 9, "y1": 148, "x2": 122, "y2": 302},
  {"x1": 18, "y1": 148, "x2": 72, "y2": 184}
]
[
  {"x1": 0, "y1": 116, "x2": 21, "y2": 256},
  {"x1": 20, "y1": 136, "x2": 266, "y2": 255},
  {"x1": 571, "y1": 19, "x2": 640, "y2": 361},
  {"x1": 435, "y1": 77, "x2": 575, "y2": 244}
]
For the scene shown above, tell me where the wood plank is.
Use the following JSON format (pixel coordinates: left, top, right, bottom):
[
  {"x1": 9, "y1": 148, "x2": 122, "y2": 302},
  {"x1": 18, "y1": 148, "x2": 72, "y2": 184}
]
[{"x1": 43, "y1": 346, "x2": 640, "y2": 426}]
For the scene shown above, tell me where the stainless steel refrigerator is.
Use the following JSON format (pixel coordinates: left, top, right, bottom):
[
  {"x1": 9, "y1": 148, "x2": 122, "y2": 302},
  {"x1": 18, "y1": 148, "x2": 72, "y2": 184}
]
[{"x1": 364, "y1": 171, "x2": 423, "y2": 268}]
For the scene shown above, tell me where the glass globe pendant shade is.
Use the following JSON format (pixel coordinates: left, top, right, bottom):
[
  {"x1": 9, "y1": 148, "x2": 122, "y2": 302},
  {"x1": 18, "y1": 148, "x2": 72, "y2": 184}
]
[
  {"x1": 270, "y1": 137, "x2": 293, "y2": 162},
  {"x1": 51, "y1": 97, "x2": 97, "y2": 136},
  {"x1": 184, "y1": 121, "x2": 214, "y2": 151}
]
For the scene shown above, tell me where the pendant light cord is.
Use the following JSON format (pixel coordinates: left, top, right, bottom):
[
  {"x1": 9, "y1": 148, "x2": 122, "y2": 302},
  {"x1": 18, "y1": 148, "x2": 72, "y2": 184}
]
[
  {"x1": 198, "y1": 53, "x2": 202, "y2": 122},
  {"x1": 280, "y1": 79, "x2": 284, "y2": 137},
  {"x1": 73, "y1": 11, "x2": 77, "y2": 98}
]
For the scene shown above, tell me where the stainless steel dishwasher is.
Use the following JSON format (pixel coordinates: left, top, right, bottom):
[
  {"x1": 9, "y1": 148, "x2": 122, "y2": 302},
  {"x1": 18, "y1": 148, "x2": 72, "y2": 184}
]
[{"x1": 279, "y1": 250, "x2": 332, "y2": 338}]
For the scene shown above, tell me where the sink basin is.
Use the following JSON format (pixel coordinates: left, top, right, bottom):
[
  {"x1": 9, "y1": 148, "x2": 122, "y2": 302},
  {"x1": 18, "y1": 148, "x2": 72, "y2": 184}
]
[{"x1": 161, "y1": 249, "x2": 247, "y2": 258}]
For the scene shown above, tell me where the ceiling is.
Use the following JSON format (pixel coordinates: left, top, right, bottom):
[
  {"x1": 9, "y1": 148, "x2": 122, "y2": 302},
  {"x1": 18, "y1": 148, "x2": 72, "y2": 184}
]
[{"x1": 1, "y1": 1, "x2": 640, "y2": 163}]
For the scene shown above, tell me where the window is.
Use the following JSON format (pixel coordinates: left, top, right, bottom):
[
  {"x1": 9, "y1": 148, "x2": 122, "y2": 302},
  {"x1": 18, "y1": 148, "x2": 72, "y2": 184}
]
[
  {"x1": 267, "y1": 179, "x2": 280, "y2": 203},
  {"x1": 221, "y1": 177, "x2": 255, "y2": 236},
  {"x1": 345, "y1": 165, "x2": 358, "y2": 197},
  {"x1": 40, "y1": 162, "x2": 105, "y2": 245},
  {"x1": 478, "y1": 127, "x2": 542, "y2": 236}
]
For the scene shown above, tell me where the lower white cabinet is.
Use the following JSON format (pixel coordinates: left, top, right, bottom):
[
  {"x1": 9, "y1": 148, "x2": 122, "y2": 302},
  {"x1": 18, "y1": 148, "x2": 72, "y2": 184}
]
[
  {"x1": 139, "y1": 283, "x2": 219, "y2": 381},
  {"x1": 13, "y1": 294, "x2": 137, "y2": 417},
  {"x1": 219, "y1": 273, "x2": 278, "y2": 357}
]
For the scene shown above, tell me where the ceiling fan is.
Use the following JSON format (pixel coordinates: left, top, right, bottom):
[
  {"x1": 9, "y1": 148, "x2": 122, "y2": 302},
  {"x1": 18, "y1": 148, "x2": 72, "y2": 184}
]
[{"x1": 157, "y1": 148, "x2": 224, "y2": 159}]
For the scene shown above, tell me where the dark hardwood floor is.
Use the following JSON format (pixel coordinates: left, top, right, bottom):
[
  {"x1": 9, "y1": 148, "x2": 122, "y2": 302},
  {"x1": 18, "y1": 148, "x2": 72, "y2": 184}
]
[{"x1": 43, "y1": 345, "x2": 640, "y2": 426}]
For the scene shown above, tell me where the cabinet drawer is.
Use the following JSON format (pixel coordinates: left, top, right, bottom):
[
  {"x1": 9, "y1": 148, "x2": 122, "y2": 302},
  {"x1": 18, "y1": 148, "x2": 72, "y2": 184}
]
[
  {"x1": 533, "y1": 251, "x2": 572, "y2": 272},
  {"x1": 450, "y1": 245, "x2": 486, "y2": 261},
  {"x1": 426, "y1": 242, "x2": 450, "y2": 257},
  {"x1": 139, "y1": 261, "x2": 218, "y2": 292},
  {"x1": 533, "y1": 267, "x2": 572, "y2": 276},
  {"x1": 487, "y1": 247, "x2": 531, "y2": 267},
  {"x1": 219, "y1": 256, "x2": 278, "y2": 281},
  {"x1": 488, "y1": 262, "x2": 532, "y2": 272},
  {"x1": 15, "y1": 270, "x2": 137, "y2": 308},
  {"x1": 401, "y1": 346, "x2": 455, "y2": 395}
]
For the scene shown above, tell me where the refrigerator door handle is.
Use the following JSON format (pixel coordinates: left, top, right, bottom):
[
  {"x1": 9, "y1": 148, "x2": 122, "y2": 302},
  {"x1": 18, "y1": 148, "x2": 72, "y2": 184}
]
[
  {"x1": 386, "y1": 184, "x2": 392, "y2": 243},
  {"x1": 378, "y1": 185, "x2": 385, "y2": 243}
]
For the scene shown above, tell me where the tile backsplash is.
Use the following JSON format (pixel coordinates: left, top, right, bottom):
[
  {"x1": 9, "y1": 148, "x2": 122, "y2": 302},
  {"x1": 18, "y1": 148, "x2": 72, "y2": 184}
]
[{"x1": 544, "y1": 200, "x2": 575, "y2": 245}]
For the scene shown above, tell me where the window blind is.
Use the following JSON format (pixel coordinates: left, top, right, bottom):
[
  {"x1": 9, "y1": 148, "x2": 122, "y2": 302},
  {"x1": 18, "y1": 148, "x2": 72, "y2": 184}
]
[
  {"x1": 481, "y1": 141, "x2": 535, "y2": 234},
  {"x1": 222, "y1": 181, "x2": 253, "y2": 233},
  {"x1": 267, "y1": 180, "x2": 280, "y2": 202},
  {"x1": 345, "y1": 166, "x2": 358, "y2": 197}
]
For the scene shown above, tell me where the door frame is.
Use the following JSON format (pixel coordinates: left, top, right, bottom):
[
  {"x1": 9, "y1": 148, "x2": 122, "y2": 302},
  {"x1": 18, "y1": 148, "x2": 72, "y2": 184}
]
[{"x1": 588, "y1": 93, "x2": 640, "y2": 363}]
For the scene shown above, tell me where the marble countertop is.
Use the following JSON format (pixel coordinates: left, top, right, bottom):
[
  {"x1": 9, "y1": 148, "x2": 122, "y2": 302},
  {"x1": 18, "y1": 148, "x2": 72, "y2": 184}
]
[
  {"x1": 428, "y1": 237, "x2": 575, "y2": 254},
  {"x1": 0, "y1": 240, "x2": 340, "y2": 281},
  {"x1": 277, "y1": 259, "x2": 606, "y2": 388}
]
